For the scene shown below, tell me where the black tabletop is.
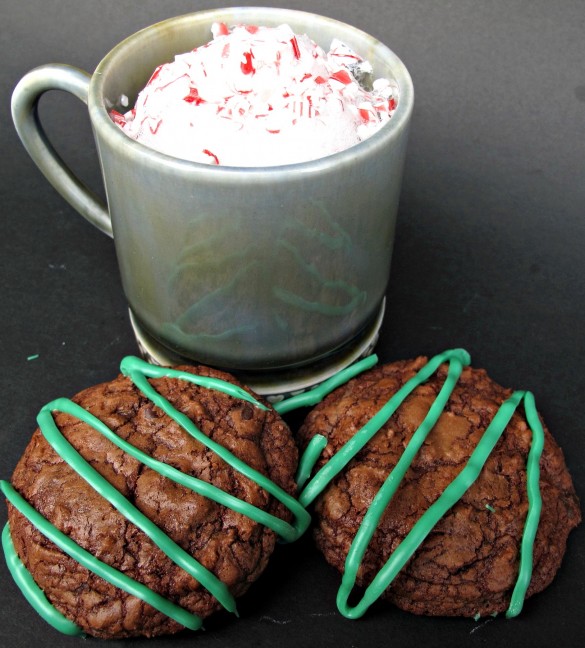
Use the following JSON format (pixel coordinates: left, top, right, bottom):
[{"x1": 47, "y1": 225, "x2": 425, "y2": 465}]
[{"x1": 1, "y1": 1, "x2": 584, "y2": 647}]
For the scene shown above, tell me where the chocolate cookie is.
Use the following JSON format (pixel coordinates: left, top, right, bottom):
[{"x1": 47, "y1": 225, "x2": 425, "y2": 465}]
[
  {"x1": 2, "y1": 357, "x2": 307, "y2": 639},
  {"x1": 296, "y1": 349, "x2": 581, "y2": 619}
]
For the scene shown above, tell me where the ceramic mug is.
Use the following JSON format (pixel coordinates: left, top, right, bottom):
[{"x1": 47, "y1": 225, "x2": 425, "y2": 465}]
[{"x1": 11, "y1": 7, "x2": 413, "y2": 385}]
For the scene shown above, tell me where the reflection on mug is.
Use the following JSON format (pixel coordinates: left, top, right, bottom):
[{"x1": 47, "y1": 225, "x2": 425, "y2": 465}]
[{"x1": 165, "y1": 200, "x2": 367, "y2": 364}]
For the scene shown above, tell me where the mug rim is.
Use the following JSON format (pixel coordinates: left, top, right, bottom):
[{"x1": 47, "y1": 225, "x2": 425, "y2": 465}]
[{"x1": 89, "y1": 6, "x2": 414, "y2": 175}]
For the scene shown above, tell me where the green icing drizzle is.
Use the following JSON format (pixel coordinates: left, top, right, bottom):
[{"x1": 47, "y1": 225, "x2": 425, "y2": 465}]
[
  {"x1": 36, "y1": 400, "x2": 235, "y2": 614},
  {"x1": 296, "y1": 349, "x2": 544, "y2": 620},
  {"x1": 119, "y1": 357, "x2": 311, "y2": 542},
  {"x1": 298, "y1": 348, "x2": 471, "y2": 508},
  {"x1": 2, "y1": 348, "x2": 546, "y2": 629},
  {"x1": 2, "y1": 355, "x2": 311, "y2": 634},
  {"x1": 274, "y1": 354, "x2": 379, "y2": 415},
  {"x1": 506, "y1": 391, "x2": 543, "y2": 619},
  {"x1": 1, "y1": 523, "x2": 84, "y2": 636},
  {"x1": 120, "y1": 357, "x2": 270, "y2": 410},
  {"x1": 1, "y1": 481, "x2": 202, "y2": 631}
]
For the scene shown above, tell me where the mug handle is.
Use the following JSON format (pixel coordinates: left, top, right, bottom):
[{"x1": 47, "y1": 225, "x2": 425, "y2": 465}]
[{"x1": 11, "y1": 63, "x2": 113, "y2": 238}]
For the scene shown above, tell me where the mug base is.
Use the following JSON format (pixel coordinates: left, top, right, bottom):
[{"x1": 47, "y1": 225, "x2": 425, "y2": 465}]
[{"x1": 128, "y1": 300, "x2": 385, "y2": 402}]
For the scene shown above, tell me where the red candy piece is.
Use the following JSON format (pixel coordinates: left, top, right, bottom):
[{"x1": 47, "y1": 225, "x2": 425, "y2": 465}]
[
  {"x1": 290, "y1": 36, "x2": 301, "y2": 60},
  {"x1": 329, "y1": 70, "x2": 352, "y2": 85},
  {"x1": 183, "y1": 88, "x2": 205, "y2": 105},
  {"x1": 359, "y1": 108, "x2": 371, "y2": 121},
  {"x1": 215, "y1": 22, "x2": 229, "y2": 36},
  {"x1": 203, "y1": 149, "x2": 220, "y2": 164},
  {"x1": 148, "y1": 119, "x2": 162, "y2": 135},
  {"x1": 109, "y1": 110, "x2": 126, "y2": 126},
  {"x1": 241, "y1": 51, "x2": 255, "y2": 75}
]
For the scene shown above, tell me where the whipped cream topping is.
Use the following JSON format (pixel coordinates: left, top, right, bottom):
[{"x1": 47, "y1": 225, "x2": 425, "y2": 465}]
[{"x1": 111, "y1": 23, "x2": 399, "y2": 167}]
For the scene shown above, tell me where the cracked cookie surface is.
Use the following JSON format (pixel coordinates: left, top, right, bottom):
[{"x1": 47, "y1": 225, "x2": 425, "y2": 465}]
[
  {"x1": 297, "y1": 356, "x2": 581, "y2": 617},
  {"x1": 8, "y1": 365, "x2": 297, "y2": 638}
]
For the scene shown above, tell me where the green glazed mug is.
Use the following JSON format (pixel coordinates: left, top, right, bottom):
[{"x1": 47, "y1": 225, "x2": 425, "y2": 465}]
[{"x1": 11, "y1": 7, "x2": 413, "y2": 392}]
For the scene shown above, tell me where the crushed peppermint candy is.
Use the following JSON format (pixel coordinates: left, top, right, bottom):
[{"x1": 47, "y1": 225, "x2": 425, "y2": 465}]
[{"x1": 112, "y1": 23, "x2": 399, "y2": 166}]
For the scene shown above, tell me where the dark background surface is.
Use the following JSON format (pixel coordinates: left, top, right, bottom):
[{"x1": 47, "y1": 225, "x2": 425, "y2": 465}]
[{"x1": 1, "y1": 1, "x2": 584, "y2": 646}]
